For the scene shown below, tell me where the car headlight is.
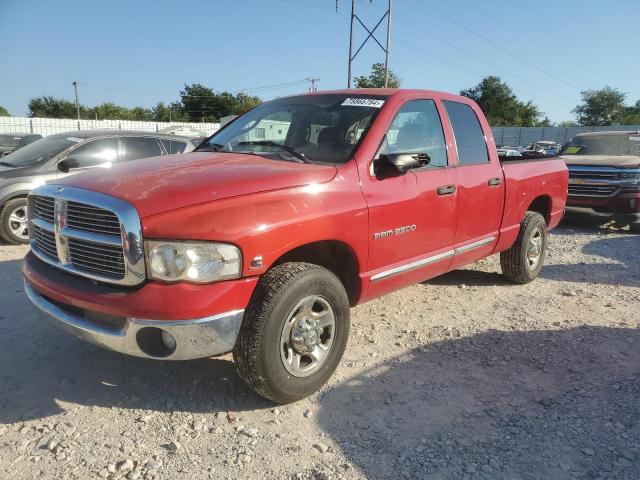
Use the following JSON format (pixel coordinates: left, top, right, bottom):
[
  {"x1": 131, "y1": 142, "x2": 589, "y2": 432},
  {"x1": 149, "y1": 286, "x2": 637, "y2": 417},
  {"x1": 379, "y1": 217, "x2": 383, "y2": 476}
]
[{"x1": 145, "y1": 241, "x2": 242, "y2": 283}]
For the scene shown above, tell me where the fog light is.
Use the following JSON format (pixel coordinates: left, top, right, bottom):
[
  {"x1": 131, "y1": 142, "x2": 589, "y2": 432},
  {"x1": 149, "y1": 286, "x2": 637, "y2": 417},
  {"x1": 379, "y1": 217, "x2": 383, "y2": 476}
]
[{"x1": 160, "y1": 330, "x2": 177, "y2": 351}]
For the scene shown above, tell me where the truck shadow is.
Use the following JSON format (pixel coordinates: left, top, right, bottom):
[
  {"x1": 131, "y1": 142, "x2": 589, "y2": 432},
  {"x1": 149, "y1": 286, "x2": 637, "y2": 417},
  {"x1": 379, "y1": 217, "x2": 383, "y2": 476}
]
[
  {"x1": 0, "y1": 258, "x2": 268, "y2": 425},
  {"x1": 315, "y1": 326, "x2": 640, "y2": 479}
]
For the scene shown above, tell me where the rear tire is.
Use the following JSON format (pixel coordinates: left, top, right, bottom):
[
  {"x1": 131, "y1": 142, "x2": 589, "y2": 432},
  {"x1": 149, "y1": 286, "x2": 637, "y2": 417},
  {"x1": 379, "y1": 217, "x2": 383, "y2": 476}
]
[
  {"x1": 630, "y1": 223, "x2": 640, "y2": 234},
  {"x1": 233, "y1": 262, "x2": 350, "y2": 403},
  {"x1": 0, "y1": 198, "x2": 30, "y2": 245},
  {"x1": 500, "y1": 211, "x2": 548, "y2": 284}
]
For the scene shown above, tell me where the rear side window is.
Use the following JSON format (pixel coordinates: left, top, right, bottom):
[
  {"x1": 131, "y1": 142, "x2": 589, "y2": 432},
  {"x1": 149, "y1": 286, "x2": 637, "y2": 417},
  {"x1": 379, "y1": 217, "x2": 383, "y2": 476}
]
[
  {"x1": 443, "y1": 101, "x2": 489, "y2": 165},
  {"x1": 160, "y1": 138, "x2": 187, "y2": 154},
  {"x1": 122, "y1": 137, "x2": 162, "y2": 161}
]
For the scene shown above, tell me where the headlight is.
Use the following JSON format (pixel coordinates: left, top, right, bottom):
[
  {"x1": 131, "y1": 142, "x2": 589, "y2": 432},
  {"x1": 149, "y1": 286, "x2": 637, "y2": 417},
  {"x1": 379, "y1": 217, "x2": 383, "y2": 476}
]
[{"x1": 145, "y1": 241, "x2": 242, "y2": 283}]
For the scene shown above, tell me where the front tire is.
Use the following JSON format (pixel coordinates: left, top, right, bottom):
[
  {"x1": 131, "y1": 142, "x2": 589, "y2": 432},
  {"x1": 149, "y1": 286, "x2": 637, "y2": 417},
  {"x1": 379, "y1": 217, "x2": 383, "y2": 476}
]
[
  {"x1": 0, "y1": 198, "x2": 30, "y2": 245},
  {"x1": 233, "y1": 262, "x2": 350, "y2": 403},
  {"x1": 500, "y1": 211, "x2": 548, "y2": 284}
]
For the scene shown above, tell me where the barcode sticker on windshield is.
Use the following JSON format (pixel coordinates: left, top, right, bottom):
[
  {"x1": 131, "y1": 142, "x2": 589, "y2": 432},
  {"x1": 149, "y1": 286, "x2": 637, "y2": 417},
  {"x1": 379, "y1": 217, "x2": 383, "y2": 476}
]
[{"x1": 341, "y1": 98, "x2": 385, "y2": 108}]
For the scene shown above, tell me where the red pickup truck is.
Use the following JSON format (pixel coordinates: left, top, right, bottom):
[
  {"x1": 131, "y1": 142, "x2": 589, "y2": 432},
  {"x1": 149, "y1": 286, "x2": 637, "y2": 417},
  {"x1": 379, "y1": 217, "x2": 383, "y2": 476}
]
[{"x1": 23, "y1": 89, "x2": 568, "y2": 402}]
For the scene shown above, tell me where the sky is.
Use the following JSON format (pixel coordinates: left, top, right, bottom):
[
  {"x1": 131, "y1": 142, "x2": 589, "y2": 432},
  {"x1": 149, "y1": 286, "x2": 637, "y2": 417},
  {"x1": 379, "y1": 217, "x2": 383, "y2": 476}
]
[{"x1": 1, "y1": 0, "x2": 639, "y2": 123}]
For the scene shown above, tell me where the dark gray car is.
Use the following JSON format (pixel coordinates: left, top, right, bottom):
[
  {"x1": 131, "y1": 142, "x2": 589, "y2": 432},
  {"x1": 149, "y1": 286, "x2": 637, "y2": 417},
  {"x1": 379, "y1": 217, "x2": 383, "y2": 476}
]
[
  {"x1": 0, "y1": 133, "x2": 43, "y2": 157},
  {"x1": 0, "y1": 130, "x2": 197, "y2": 244}
]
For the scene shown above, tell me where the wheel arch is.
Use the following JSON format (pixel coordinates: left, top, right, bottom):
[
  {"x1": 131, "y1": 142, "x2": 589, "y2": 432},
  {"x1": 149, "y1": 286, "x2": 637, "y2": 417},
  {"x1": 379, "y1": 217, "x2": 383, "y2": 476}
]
[
  {"x1": 526, "y1": 195, "x2": 552, "y2": 225},
  {"x1": 272, "y1": 240, "x2": 361, "y2": 307}
]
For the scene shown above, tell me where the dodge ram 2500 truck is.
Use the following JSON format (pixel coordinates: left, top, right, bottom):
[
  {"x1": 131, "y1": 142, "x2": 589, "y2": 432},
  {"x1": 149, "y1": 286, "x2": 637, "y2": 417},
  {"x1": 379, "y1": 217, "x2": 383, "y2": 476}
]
[{"x1": 23, "y1": 89, "x2": 568, "y2": 403}]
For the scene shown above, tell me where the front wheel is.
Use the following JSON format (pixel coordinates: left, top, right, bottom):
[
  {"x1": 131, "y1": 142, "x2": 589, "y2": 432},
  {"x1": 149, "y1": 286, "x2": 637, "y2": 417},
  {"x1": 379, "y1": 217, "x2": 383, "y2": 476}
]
[
  {"x1": 500, "y1": 211, "x2": 548, "y2": 284},
  {"x1": 233, "y1": 262, "x2": 350, "y2": 403},
  {"x1": 0, "y1": 198, "x2": 30, "y2": 245}
]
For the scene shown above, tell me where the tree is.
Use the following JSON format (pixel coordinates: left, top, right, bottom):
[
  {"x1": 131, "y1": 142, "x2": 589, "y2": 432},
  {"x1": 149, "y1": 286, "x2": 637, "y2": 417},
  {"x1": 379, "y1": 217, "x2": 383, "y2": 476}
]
[
  {"x1": 558, "y1": 120, "x2": 578, "y2": 128},
  {"x1": 179, "y1": 84, "x2": 261, "y2": 122},
  {"x1": 460, "y1": 76, "x2": 543, "y2": 127},
  {"x1": 28, "y1": 96, "x2": 85, "y2": 118},
  {"x1": 354, "y1": 63, "x2": 401, "y2": 88},
  {"x1": 617, "y1": 100, "x2": 640, "y2": 125},
  {"x1": 151, "y1": 102, "x2": 188, "y2": 122},
  {"x1": 0, "y1": 106, "x2": 9, "y2": 117},
  {"x1": 572, "y1": 87, "x2": 626, "y2": 126}
]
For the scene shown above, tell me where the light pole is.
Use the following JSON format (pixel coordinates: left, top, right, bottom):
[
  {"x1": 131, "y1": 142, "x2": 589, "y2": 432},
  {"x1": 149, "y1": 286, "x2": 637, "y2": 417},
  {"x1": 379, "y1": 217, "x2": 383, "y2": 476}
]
[{"x1": 72, "y1": 81, "x2": 80, "y2": 120}]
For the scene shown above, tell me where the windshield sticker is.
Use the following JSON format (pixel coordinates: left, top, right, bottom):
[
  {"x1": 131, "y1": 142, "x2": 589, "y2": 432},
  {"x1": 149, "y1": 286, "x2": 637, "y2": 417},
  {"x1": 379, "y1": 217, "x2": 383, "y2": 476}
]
[
  {"x1": 629, "y1": 136, "x2": 640, "y2": 142},
  {"x1": 563, "y1": 146, "x2": 582, "y2": 154},
  {"x1": 341, "y1": 98, "x2": 385, "y2": 108},
  {"x1": 66, "y1": 137, "x2": 83, "y2": 143}
]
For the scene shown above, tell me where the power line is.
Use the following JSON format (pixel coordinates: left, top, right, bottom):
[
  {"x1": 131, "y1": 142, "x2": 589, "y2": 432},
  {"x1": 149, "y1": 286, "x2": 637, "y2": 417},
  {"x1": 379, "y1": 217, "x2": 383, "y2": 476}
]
[
  {"x1": 393, "y1": 37, "x2": 573, "y2": 111},
  {"x1": 415, "y1": 0, "x2": 582, "y2": 91},
  {"x1": 396, "y1": 14, "x2": 577, "y2": 104}
]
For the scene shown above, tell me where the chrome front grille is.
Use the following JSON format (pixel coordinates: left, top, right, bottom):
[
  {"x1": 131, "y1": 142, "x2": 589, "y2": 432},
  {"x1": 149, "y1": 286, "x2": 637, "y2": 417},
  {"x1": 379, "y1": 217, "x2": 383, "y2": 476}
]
[
  {"x1": 568, "y1": 184, "x2": 618, "y2": 197},
  {"x1": 31, "y1": 195, "x2": 55, "y2": 223},
  {"x1": 68, "y1": 238, "x2": 126, "y2": 279},
  {"x1": 67, "y1": 201, "x2": 122, "y2": 236},
  {"x1": 32, "y1": 224, "x2": 57, "y2": 260},
  {"x1": 28, "y1": 185, "x2": 145, "y2": 286}
]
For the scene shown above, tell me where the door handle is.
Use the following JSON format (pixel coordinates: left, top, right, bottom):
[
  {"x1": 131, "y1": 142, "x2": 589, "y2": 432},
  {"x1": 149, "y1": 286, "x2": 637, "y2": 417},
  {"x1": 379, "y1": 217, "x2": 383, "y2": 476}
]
[
  {"x1": 437, "y1": 185, "x2": 456, "y2": 196},
  {"x1": 488, "y1": 177, "x2": 502, "y2": 186}
]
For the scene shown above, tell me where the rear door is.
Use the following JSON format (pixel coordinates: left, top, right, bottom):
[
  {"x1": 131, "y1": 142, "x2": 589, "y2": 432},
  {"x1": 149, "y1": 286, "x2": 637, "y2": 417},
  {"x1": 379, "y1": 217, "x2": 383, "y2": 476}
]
[{"x1": 442, "y1": 100, "x2": 504, "y2": 268}]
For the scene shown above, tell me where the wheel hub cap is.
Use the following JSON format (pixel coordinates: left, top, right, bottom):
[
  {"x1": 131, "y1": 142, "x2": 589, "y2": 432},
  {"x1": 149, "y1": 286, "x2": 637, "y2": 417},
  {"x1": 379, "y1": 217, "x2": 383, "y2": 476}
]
[
  {"x1": 280, "y1": 295, "x2": 336, "y2": 378},
  {"x1": 8, "y1": 205, "x2": 29, "y2": 240},
  {"x1": 526, "y1": 227, "x2": 543, "y2": 269}
]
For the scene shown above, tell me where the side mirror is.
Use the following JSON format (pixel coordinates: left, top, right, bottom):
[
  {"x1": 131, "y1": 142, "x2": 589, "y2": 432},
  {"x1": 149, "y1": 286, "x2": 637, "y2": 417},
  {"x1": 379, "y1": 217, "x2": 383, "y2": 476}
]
[
  {"x1": 58, "y1": 157, "x2": 80, "y2": 173},
  {"x1": 374, "y1": 152, "x2": 430, "y2": 177}
]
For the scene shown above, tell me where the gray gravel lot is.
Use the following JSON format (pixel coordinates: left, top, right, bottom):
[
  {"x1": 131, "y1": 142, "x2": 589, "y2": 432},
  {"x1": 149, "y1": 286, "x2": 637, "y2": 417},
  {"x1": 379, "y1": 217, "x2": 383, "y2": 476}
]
[{"x1": 0, "y1": 213, "x2": 638, "y2": 480}]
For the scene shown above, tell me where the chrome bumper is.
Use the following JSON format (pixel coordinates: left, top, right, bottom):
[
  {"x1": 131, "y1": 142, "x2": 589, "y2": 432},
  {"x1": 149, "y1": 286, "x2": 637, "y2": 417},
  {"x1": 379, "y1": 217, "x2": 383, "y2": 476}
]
[{"x1": 24, "y1": 281, "x2": 244, "y2": 360}]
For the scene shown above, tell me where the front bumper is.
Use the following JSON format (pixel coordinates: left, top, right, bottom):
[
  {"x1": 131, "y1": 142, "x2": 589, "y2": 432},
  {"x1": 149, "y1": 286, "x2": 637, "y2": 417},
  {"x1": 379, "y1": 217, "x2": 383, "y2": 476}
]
[
  {"x1": 25, "y1": 281, "x2": 244, "y2": 360},
  {"x1": 566, "y1": 192, "x2": 640, "y2": 224},
  {"x1": 22, "y1": 252, "x2": 258, "y2": 360}
]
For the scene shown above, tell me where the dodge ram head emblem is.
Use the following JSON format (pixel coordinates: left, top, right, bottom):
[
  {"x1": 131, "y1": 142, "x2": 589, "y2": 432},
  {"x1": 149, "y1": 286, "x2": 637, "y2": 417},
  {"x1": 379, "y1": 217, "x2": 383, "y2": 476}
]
[{"x1": 373, "y1": 224, "x2": 417, "y2": 239}]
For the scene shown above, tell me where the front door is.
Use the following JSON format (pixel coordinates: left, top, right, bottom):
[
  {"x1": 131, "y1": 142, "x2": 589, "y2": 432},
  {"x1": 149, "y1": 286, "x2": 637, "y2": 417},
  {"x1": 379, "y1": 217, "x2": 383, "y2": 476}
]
[{"x1": 362, "y1": 98, "x2": 458, "y2": 298}]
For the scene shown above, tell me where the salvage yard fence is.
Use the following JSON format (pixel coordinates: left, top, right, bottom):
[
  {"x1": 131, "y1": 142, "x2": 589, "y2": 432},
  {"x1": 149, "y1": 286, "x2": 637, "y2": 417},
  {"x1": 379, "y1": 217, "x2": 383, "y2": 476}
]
[
  {"x1": 0, "y1": 116, "x2": 220, "y2": 137},
  {"x1": 2, "y1": 116, "x2": 639, "y2": 147},
  {"x1": 491, "y1": 125, "x2": 640, "y2": 147}
]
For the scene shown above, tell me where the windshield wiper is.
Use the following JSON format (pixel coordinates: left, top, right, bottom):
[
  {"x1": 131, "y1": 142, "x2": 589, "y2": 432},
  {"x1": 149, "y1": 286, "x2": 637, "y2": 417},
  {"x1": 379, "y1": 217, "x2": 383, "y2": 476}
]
[
  {"x1": 237, "y1": 141, "x2": 309, "y2": 163},
  {"x1": 194, "y1": 142, "x2": 225, "y2": 152},
  {"x1": 0, "y1": 161, "x2": 14, "y2": 168}
]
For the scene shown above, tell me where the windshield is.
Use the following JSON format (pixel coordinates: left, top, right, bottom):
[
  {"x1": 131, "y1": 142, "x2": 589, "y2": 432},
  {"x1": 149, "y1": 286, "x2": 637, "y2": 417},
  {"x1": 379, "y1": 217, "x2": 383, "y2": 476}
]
[
  {"x1": 1, "y1": 135, "x2": 80, "y2": 167},
  {"x1": 0, "y1": 135, "x2": 22, "y2": 148},
  {"x1": 560, "y1": 134, "x2": 640, "y2": 156},
  {"x1": 197, "y1": 93, "x2": 388, "y2": 164}
]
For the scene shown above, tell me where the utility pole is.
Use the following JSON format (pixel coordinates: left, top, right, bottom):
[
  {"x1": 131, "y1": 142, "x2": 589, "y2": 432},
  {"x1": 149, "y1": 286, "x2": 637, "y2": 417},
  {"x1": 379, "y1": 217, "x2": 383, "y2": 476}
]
[
  {"x1": 346, "y1": 0, "x2": 393, "y2": 88},
  {"x1": 306, "y1": 78, "x2": 320, "y2": 92},
  {"x1": 72, "y1": 81, "x2": 80, "y2": 120}
]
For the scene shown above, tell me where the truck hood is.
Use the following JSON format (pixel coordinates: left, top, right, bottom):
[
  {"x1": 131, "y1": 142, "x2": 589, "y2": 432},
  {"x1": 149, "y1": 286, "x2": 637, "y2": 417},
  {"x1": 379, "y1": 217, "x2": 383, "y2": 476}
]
[
  {"x1": 52, "y1": 152, "x2": 338, "y2": 218},
  {"x1": 560, "y1": 155, "x2": 640, "y2": 168}
]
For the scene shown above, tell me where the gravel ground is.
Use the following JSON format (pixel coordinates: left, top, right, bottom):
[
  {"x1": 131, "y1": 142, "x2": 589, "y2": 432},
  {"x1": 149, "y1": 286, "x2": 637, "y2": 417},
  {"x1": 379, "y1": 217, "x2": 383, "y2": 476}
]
[{"x1": 0, "y1": 213, "x2": 638, "y2": 480}]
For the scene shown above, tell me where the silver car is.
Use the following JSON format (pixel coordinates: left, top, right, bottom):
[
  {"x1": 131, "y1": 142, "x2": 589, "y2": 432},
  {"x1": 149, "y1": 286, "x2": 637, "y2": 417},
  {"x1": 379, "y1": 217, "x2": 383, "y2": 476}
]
[{"x1": 0, "y1": 130, "x2": 197, "y2": 244}]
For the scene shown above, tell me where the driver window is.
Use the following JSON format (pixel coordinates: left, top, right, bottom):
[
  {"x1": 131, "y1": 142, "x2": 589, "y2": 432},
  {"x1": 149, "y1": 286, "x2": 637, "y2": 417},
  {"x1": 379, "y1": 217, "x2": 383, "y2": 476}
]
[
  {"x1": 239, "y1": 110, "x2": 293, "y2": 143},
  {"x1": 385, "y1": 100, "x2": 448, "y2": 167},
  {"x1": 66, "y1": 138, "x2": 119, "y2": 168}
]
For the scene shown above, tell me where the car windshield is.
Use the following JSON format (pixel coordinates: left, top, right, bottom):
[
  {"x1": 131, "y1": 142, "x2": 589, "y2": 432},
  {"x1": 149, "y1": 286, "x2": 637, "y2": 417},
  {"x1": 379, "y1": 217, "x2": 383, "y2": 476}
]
[
  {"x1": 0, "y1": 135, "x2": 22, "y2": 148},
  {"x1": 197, "y1": 93, "x2": 388, "y2": 164},
  {"x1": 1, "y1": 135, "x2": 81, "y2": 167},
  {"x1": 560, "y1": 134, "x2": 640, "y2": 156}
]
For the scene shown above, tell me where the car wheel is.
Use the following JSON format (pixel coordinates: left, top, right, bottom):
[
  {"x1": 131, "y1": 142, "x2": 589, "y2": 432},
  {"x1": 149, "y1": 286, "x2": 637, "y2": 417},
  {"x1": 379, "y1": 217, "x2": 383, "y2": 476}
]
[
  {"x1": 0, "y1": 198, "x2": 30, "y2": 245},
  {"x1": 500, "y1": 211, "x2": 548, "y2": 284},
  {"x1": 233, "y1": 262, "x2": 350, "y2": 403},
  {"x1": 629, "y1": 223, "x2": 640, "y2": 234}
]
